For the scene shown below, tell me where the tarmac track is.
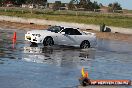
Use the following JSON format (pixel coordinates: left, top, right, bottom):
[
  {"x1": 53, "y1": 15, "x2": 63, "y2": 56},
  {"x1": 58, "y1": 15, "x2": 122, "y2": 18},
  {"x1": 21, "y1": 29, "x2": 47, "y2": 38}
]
[{"x1": 0, "y1": 29, "x2": 132, "y2": 88}]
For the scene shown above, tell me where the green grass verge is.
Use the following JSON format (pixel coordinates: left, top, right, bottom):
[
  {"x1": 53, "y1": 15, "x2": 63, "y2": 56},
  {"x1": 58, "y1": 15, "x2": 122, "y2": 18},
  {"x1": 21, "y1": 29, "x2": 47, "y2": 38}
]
[{"x1": 0, "y1": 8, "x2": 132, "y2": 28}]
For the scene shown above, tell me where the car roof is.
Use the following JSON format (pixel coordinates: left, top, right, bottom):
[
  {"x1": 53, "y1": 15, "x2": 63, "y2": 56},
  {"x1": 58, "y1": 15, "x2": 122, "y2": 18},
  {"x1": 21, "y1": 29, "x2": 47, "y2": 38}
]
[{"x1": 55, "y1": 25, "x2": 79, "y2": 29}]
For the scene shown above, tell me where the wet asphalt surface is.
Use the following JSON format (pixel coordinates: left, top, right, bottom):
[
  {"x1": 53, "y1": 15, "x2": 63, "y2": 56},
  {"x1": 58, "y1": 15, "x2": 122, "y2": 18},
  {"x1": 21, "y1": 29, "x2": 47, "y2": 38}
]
[{"x1": 0, "y1": 29, "x2": 132, "y2": 88}]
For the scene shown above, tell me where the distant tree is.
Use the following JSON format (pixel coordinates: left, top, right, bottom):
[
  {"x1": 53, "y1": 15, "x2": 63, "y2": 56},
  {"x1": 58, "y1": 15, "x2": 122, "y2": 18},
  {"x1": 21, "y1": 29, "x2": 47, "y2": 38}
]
[
  {"x1": 0, "y1": 0, "x2": 14, "y2": 6},
  {"x1": 93, "y1": 1, "x2": 100, "y2": 9},
  {"x1": 69, "y1": 0, "x2": 79, "y2": 4},
  {"x1": 53, "y1": 1, "x2": 61, "y2": 10},
  {"x1": 61, "y1": 3, "x2": 65, "y2": 7},
  {"x1": 68, "y1": 0, "x2": 79, "y2": 10},
  {"x1": 99, "y1": 3, "x2": 103, "y2": 7},
  {"x1": 0, "y1": 0, "x2": 3, "y2": 6},
  {"x1": 108, "y1": 3, "x2": 112, "y2": 7},
  {"x1": 68, "y1": 0, "x2": 100, "y2": 11},
  {"x1": 84, "y1": 1, "x2": 93, "y2": 10},
  {"x1": 25, "y1": 0, "x2": 47, "y2": 6},
  {"x1": 68, "y1": 2, "x2": 75, "y2": 10},
  {"x1": 34, "y1": 0, "x2": 47, "y2": 6},
  {"x1": 0, "y1": 0, "x2": 47, "y2": 6},
  {"x1": 108, "y1": 2, "x2": 122, "y2": 12},
  {"x1": 79, "y1": 0, "x2": 88, "y2": 5},
  {"x1": 78, "y1": 0, "x2": 89, "y2": 9},
  {"x1": 14, "y1": 0, "x2": 26, "y2": 5}
]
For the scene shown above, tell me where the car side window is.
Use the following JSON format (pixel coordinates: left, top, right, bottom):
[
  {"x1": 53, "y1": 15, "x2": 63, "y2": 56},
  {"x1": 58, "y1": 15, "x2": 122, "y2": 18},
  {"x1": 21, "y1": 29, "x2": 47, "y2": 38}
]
[
  {"x1": 61, "y1": 28, "x2": 72, "y2": 35},
  {"x1": 61, "y1": 28, "x2": 82, "y2": 35},
  {"x1": 47, "y1": 26, "x2": 61, "y2": 33},
  {"x1": 54, "y1": 26, "x2": 61, "y2": 33},
  {"x1": 72, "y1": 29, "x2": 82, "y2": 35}
]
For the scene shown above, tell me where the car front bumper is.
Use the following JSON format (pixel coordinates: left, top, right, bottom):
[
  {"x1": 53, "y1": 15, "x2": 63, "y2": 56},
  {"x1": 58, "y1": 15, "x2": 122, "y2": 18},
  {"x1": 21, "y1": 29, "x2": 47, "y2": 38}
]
[{"x1": 25, "y1": 34, "x2": 43, "y2": 43}]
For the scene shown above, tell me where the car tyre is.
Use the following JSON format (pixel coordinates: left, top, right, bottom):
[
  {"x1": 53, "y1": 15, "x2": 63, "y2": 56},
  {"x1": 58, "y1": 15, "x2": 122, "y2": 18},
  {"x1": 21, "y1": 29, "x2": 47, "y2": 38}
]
[
  {"x1": 31, "y1": 42, "x2": 37, "y2": 45},
  {"x1": 80, "y1": 40, "x2": 90, "y2": 49},
  {"x1": 30, "y1": 42, "x2": 38, "y2": 47},
  {"x1": 43, "y1": 37, "x2": 54, "y2": 46},
  {"x1": 30, "y1": 43, "x2": 38, "y2": 47}
]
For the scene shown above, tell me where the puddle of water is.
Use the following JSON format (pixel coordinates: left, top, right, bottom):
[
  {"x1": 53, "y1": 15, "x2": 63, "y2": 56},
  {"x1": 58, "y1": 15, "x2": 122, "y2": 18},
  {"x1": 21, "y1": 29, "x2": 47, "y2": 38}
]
[
  {"x1": 97, "y1": 38, "x2": 132, "y2": 54},
  {"x1": 0, "y1": 62, "x2": 4, "y2": 64},
  {"x1": 0, "y1": 29, "x2": 132, "y2": 88}
]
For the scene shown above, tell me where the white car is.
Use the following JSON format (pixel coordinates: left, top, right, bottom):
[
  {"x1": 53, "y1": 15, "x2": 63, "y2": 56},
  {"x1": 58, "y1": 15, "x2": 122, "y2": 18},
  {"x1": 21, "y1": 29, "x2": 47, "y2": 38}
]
[{"x1": 25, "y1": 26, "x2": 97, "y2": 49}]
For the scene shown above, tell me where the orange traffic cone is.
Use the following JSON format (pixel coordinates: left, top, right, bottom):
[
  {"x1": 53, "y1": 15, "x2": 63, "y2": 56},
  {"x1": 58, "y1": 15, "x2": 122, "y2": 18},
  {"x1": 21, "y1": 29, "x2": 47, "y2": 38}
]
[
  {"x1": 80, "y1": 67, "x2": 91, "y2": 86},
  {"x1": 81, "y1": 67, "x2": 89, "y2": 78},
  {"x1": 12, "y1": 32, "x2": 17, "y2": 48},
  {"x1": 13, "y1": 32, "x2": 17, "y2": 40}
]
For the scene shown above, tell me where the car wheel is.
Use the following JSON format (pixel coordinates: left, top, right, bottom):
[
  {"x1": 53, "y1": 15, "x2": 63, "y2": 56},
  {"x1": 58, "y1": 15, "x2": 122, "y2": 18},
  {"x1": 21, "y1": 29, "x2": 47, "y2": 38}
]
[
  {"x1": 80, "y1": 40, "x2": 90, "y2": 49},
  {"x1": 31, "y1": 42, "x2": 37, "y2": 45},
  {"x1": 43, "y1": 37, "x2": 54, "y2": 46},
  {"x1": 30, "y1": 42, "x2": 38, "y2": 47}
]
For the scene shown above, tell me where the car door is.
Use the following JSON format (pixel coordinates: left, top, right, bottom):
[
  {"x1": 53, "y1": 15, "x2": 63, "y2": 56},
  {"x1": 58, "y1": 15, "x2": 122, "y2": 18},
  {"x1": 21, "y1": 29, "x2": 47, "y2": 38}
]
[
  {"x1": 57, "y1": 28, "x2": 74, "y2": 45},
  {"x1": 58, "y1": 28, "x2": 82, "y2": 46},
  {"x1": 70, "y1": 29, "x2": 82, "y2": 46}
]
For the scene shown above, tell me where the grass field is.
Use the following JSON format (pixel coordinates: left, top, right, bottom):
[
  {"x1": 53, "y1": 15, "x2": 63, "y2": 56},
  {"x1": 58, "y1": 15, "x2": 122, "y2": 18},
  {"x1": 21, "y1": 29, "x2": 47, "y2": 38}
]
[{"x1": 0, "y1": 7, "x2": 132, "y2": 28}]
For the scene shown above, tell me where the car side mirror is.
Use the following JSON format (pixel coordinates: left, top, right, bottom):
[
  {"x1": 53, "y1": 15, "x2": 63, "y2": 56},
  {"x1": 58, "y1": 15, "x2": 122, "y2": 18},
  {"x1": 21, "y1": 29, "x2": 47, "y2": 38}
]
[{"x1": 61, "y1": 32, "x2": 65, "y2": 35}]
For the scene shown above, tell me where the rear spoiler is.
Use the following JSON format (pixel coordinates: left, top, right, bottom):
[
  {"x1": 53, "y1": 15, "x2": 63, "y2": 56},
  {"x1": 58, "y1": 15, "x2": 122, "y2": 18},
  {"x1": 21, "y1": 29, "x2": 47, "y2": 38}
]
[{"x1": 83, "y1": 31, "x2": 96, "y2": 36}]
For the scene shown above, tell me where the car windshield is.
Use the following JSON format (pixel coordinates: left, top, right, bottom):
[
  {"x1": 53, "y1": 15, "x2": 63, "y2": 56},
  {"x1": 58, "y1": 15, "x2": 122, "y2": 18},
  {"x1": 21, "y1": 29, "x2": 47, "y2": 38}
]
[{"x1": 47, "y1": 26, "x2": 62, "y2": 33}]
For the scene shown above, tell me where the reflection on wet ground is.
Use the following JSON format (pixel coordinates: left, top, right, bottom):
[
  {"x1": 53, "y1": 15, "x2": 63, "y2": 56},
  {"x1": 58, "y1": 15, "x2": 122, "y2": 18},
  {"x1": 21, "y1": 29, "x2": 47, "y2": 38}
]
[
  {"x1": 0, "y1": 29, "x2": 132, "y2": 88},
  {"x1": 23, "y1": 45, "x2": 95, "y2": 67}
]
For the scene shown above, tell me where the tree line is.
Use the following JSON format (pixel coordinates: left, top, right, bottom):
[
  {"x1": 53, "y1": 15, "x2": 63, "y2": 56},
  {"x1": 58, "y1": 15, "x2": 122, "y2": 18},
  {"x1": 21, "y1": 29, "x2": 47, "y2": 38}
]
[
  {"x1": 68, "y1": 0, "x2": 122, "y2": 11},
  {"x1": 68, "y1": 0, "x2": 100, "y2": 10},
  {"x1": 51, "y1": 0, "x2": 122, "y2": 12},
  {"x1": 0, "y1": 0, "x2": 122, "y2": 12},
  {"x1": 0, "y1": 0, "x2": 47, "y2": 6}
]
